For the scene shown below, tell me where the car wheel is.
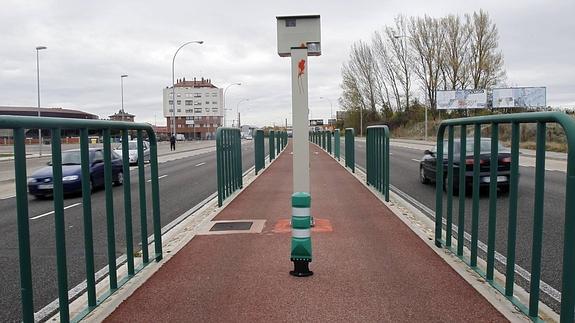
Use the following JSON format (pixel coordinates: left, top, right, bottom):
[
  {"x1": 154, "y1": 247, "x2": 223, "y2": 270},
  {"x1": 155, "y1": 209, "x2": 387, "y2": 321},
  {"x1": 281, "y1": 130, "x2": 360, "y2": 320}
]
[
  {"x1": 114, "y1": 171, "x2": 124, "y2": 186},
  {"x1": 420, "y1": 167, "x2": 430, "y2": 184}
]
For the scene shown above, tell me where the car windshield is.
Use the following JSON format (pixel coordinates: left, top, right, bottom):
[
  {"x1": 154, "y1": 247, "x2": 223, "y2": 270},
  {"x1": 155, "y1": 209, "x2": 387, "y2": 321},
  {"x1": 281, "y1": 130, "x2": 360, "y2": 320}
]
[
  {"x1": 115, "y1": 142, "x2": 138, "y2": 150},
  {"x1": 61, "y1": 151, "x2": 81, "y2": 165},
  {"x1": 437, "y1": 139, "x2": 507, "y2": 155}
]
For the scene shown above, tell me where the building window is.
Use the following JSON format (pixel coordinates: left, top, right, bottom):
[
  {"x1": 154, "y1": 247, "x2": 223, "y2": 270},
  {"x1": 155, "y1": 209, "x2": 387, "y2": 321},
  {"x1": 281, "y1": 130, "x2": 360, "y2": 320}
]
[
  {"x1": 177, "y1": 109, "x2": 181, "y2": 112},
  {"x1": 194, "y1": 93, "x2": 201, "y2": 98},
  {"x1": 177, "y1": 124, "x2": 182, "y2": 128},
  {"x1": 212, "y1": 107, "x2": 219, "y2": 112},
  {"x1": 169, "y1": 100, "x2": 173, "y2": 105},
  {"x1": 194, "y1": 108, "x2": 202, "y2": 113},
  {"x1": 177, "y1": 100, "x2": 181, "y2": 105},
  {"x1": 185, "y1": 100, "x2": 193, "y2": 105},
  {"x1": 169, "y1": 109, "x2": 173, "y2": 112},
  {"x1": 212, "y1": 101, "x2": 217, "y2": 105},
  {"x1": 185, "y1": 109, "x2": 193, "y2": 113},
  {"x1": 205, "y1": 101, "x2": 210, "y2": 105},
  {"x1": 194, "y1": 101, "x2": 201, "y2": 106},
  {"x1": 177, "y1": 94, "x2": 181, "y2": 97}
]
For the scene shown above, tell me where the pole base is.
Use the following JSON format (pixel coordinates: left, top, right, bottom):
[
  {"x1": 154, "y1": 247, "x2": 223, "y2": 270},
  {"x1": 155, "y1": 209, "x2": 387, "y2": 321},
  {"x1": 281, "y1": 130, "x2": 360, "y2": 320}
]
[{"x1": 290, "y1": 259, "x2": 313, "y2": 277}]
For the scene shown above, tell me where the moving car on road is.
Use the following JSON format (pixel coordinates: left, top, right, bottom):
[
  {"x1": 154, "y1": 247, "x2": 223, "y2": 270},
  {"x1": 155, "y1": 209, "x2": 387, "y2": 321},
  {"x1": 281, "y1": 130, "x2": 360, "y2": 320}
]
[
  {"x1": 419, "y1": 138, "x2": 512, "y2": 193},
  {"x1": 113, "y1": 140, "x2": 150, "y2": 165},
  {"x1": 27, "y1": 148, "x2": 124, "y2": 198}
]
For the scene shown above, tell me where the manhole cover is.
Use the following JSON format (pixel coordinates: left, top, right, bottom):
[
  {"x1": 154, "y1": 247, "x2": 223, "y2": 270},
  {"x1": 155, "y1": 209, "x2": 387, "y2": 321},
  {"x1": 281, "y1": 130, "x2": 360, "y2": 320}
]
[{"x1": 210, "y1": 221, "x2": 253, "y2": 232}]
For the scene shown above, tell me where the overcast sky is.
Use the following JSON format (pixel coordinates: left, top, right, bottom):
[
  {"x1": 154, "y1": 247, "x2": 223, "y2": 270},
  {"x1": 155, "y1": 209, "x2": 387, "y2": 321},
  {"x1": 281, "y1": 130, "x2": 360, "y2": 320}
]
[{"x1": 1, "y1": 0, "x2": 573, "y2": 127}]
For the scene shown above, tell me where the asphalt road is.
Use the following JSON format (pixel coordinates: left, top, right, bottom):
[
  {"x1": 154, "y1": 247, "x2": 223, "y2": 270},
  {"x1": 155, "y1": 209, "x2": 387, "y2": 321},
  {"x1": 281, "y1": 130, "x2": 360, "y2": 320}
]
[
  {"x1": 341, "y1": 139, "x2": 566, "y2": 310},
  {"x1": 0, "y1": 140, "x2": 267, "y2": 322}
]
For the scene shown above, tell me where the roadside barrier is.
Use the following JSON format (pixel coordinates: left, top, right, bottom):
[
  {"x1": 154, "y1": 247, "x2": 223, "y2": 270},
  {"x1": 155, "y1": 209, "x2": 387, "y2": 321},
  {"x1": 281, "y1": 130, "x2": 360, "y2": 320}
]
[
  {"x1": 366, "y1": 125, "x2": 389, "y2": 202},
  {"x1": 345, "y1": 128, "x2": 355, "y2": 172},
  {"x1": 0, "y1": 116, "x2": 162, "y2": 323},
  {"x1": 254, "y1": 129, "x2": 265, "y2": 175},
  {"x1": 290, "y1": 192, "x2": 313, "y2": 276},
  {"x1": 327, "y1": 130, "x2": 332, "y2": 154},
  {"x1": 334, "y1": 129, "x2": 340, "y2": 160},
  {"x1": 434, "y1": 112, "x2": 575, "y2": 321},
  {"x1": 216, "y1": 128, "x2": 243, "y2": 207},
  {"x1": 276, "y1": 130, "x2": 281, "y2": 156},
  {"x1": 269, "y1": 130, "x2": 276, "y2": 161},
  {"x1": 322, "y1": 130, "x2": 327, "y2": 149}
]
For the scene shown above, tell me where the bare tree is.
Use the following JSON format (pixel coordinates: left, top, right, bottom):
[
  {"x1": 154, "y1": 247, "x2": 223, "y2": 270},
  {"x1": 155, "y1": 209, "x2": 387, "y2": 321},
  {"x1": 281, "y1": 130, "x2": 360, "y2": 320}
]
[
  {"x1": 469, "y1": 9, "x2": 505, "y2": 89},
  {"x1": 408, "y1": 15, "x2": 444, "y2": 111},
  {"x1": 441, "y1": 14, "x2": 472, "y2": 90},
  {"x1": 372, "y1": 30, "x2": 400, "y2": 113},
  {"x1": 385, "y1": 15, "x2": 412, "y2": 111}
]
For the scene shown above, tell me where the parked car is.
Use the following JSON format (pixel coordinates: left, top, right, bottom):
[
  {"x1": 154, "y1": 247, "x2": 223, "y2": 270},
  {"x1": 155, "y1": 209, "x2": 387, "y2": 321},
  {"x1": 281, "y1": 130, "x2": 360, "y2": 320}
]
[
  {"x1": 27, "y1": 148, "x2": 123, "y2": 198},
  {"x1": 113, "y1": 140, "x2": 150, "y2": 165},
  {"x1": 419, "y1": 138, "x2": 512, "y2": 193}
]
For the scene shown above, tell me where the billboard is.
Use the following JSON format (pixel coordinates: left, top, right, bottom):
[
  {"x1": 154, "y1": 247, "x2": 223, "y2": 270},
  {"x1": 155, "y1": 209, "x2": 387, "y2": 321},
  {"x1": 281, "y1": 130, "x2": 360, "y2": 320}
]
[
  {"x1": 436, "y1": 89, "x2": 487, "y2": 109},
  {"x1": 492, "y1": 87, "x2": 546, "y2": 108},
  {"x1": 309, "y1": 119, "x2": 323, "y2": 126}
]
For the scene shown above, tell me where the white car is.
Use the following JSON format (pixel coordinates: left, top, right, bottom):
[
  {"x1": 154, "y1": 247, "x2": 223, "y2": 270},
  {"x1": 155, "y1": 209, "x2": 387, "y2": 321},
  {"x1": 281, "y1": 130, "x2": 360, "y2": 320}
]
[{"x1": 114, "y1": 140, "x2": 150, "y2": 165}]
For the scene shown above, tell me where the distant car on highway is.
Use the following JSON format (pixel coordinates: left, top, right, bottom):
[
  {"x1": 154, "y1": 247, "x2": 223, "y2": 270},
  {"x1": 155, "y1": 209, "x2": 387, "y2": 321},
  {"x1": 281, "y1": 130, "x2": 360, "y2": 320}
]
[
  {"x1": 27, "y1": 148, "x2": 124, "y2": 198},
  {"x1": 114, "y1": 140, "x2": 150, "y2": 165},
  {"x1": 419, "y1": 138, "x2": 512, "y2": 193}
]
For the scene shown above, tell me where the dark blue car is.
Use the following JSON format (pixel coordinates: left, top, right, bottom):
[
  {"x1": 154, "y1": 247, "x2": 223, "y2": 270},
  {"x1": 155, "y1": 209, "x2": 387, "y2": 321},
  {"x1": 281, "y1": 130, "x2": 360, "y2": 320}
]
[{"x1": 27, "y1": 148, "x2": 124, "y2": 198}]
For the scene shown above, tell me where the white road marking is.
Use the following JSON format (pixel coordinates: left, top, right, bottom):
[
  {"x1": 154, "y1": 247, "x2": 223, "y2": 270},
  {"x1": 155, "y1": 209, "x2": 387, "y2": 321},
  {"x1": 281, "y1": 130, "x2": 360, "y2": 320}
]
[
  {"x1": 411, "y1": 158, "x2": 420, "y2": 162},
  {"x1": 147, "y1": 174, "x2": 168, "y2": 183},
  {"x1": 0, "y1": 195, "x2": 16, "y2": 200},
  {"x1": 195, "y1": 162, "x2": 206, "y2": 167},
  {"x1": 30, "y1": 202, "x2": 81, "y2": 220}
]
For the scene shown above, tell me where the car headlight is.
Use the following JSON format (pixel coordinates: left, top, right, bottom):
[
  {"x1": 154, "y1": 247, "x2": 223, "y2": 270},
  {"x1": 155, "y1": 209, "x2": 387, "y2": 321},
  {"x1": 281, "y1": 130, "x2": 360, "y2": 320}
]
[
  {"x1": 62, "y1": 175, "x2": 79, "y2": 182},
  {"x1": 27, "y1": 177, "x2": 37, "y2": 183}
]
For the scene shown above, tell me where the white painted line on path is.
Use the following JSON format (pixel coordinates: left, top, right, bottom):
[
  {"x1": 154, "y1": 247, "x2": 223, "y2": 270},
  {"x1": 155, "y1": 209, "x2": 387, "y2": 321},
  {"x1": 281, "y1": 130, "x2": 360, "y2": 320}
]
[
  {"x1": 195, "y1": 162, "x2": 206, "y2": 167},
  {"x1": 147, "y1": 174, "x2": 168, "y2": 183},
  {"x1": 411, "y1": 158, "x2": 420, "y2": 162},
  {"x1": 30, "y1": 202, "x2": 81, "y2": 220},
  {"x1": 0, "y1": 195, "x2": 16, "y2": 200}
]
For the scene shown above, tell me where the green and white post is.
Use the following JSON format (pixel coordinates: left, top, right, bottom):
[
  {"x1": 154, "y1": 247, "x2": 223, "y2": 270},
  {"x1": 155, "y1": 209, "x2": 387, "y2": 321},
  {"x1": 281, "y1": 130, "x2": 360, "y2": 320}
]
[{"x1": 277, "y1": 15, "x2": 321, "y2": 277}]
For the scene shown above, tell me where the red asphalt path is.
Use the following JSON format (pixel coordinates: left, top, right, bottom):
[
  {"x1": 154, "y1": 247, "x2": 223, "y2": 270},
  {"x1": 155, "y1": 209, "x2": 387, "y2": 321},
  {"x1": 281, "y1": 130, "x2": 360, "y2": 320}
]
[{"x1": 106, "y1": 144, "x2": 507, "y2": 322}]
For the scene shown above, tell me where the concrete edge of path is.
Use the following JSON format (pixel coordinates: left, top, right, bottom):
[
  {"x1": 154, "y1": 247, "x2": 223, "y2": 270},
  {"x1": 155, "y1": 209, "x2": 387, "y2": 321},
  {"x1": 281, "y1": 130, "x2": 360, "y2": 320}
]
[
  {"x1": 325, "y1": 145, "x2": 558, "y2": 322},
  {"x1": 76, "y1": 148, "x2": 286, "y2": 322}
]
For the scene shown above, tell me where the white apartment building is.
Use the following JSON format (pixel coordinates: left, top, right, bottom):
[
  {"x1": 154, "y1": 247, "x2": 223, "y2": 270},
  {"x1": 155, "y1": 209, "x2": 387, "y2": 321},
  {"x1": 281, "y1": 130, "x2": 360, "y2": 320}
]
[{"x1": 163, "y1": 77, "x2": 224, "y2": 140}]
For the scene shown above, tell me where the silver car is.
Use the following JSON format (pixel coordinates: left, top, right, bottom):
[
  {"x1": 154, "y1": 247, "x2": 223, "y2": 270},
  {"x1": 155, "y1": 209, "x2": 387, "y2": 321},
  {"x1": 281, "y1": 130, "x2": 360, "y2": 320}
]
[{"x1": 114, "y1": 140, "x2": 150, "y2": 165}]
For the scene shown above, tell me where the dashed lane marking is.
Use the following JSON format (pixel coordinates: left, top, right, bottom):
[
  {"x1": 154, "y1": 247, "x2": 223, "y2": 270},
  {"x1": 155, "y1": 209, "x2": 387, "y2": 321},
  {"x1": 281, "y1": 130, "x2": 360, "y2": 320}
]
[
  {"x1": 30, "y1": 202, "x2": 82, "y2": 220},
  {"x1": 195, "y1": 162, "x2": 206, "y2": 167},
  {"x1": 147, "y1": 174, "x2": 168, "y2": 183}
]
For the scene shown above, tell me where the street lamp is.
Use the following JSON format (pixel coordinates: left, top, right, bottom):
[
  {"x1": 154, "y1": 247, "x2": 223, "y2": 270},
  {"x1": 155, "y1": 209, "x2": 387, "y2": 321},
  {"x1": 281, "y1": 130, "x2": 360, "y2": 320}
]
[
  {"x1": 394, "y1": 34, "x2": 426, "y2": 141},
  {"x1": 236, "y1": 98, "x2": 249, "y2": 128},
  {"x1": 120, "y1": 74, "x2": 128, "y2": 121},
  {"x1": 36, "y1": 46, "x2": 47, "y2": 156},
  {"x1": 319, "y1": 96, "x2": 333, "y2": 128},
  {"x1": 171, "y1": 40, "x2": 203, "y2": 137},
  {"x1": 223, "y1": 82, "x2": 241, "y2": 127}
]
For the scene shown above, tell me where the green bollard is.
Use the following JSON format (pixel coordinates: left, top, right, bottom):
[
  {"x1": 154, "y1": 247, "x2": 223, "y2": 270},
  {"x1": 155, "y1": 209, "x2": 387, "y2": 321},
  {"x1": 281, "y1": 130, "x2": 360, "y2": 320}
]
[{"x1": 290, "y1": 192, "x2": 313, "y2": 277}]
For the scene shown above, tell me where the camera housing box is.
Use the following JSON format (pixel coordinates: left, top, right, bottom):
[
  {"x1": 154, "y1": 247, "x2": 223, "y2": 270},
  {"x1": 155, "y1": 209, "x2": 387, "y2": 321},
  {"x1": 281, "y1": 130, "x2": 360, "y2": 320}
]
[{"x1": 276, "y1": 15, "x2": 321, "y2": 57}]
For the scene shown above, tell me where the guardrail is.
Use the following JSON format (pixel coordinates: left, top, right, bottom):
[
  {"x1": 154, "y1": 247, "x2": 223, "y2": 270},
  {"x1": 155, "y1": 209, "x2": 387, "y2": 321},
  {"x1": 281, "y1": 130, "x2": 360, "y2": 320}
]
[
  {"x1": 269, "y1": 130, "x2": 276, "y2": 161},
  {"x1": 434, "y1": 112, "x2": 575, "y2": 321},
  {"x1": 327, "y1": 130, "x2": 332, "y2": 154},
  {"x1": 254, "y1": 130, "x2": 265, "y2": 175},
  {"x1": 345, "y1": 128, "x2": 355, "y2": 172},
  {"x1": 216, "y1": 128, "x2": 243, "y2": 207},
  {"x1": 0, "y1": 116, "x2": 162, "y2": 323},
  {"x1": 366, "y1": 125, "x2": 389, "y2": 202},
  {"x1": 334, "y1": 129, "x2": 340, "y2": 160},
  {"x1": 276, "y1": 131, "x2": 281, "y2": 156}
]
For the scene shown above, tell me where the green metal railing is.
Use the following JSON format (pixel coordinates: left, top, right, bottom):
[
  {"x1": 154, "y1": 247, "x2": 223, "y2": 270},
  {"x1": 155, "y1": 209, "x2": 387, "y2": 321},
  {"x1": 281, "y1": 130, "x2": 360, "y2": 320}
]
[
  {"x1": 276, "y1": 131, "x2": 281, "y2": 156},
  {"x1": 269, "y1": 130, "x2": 276, "y2": 161},
  {"x1": 345, "y1": 128, "x2": 355, "y2": 172},
  {"x1": 254, "y1": 130, "x2": 265, "y2": 175},
  {"x1": 0, "y1": 116, "x2": 162, "y2": 323},
  {"x1": 327, "y1": 130, "x2": 332, "y2": 154},
  {"x1": 366, "y1": 125, "x2": 390, "y2": 202},
  {"x1": 434, "y1": 112, "x2": 575, "y2": 321},
  {"x1": 216, "y1": 128, "x2": 243, "y2": 207},
  {"x1": 334, "y1": 129, "x2": 340, "y2": 160},
  {"x1": 322, "y1": 130, "x2": 327, "y2": 149}
]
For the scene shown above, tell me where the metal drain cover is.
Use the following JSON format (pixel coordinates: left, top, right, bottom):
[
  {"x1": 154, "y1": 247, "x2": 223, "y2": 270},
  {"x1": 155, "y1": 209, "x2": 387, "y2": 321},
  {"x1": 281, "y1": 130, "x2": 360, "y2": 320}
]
[{"x1": 210, "y1": 221, "x2": 253, "y2": 232}]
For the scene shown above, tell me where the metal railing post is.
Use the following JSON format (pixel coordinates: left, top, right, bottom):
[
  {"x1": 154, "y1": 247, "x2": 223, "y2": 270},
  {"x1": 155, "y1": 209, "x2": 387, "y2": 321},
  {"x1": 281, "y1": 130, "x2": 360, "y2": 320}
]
[{"x1": 345, "y1": 128, "x2": 355, "y2": 172}]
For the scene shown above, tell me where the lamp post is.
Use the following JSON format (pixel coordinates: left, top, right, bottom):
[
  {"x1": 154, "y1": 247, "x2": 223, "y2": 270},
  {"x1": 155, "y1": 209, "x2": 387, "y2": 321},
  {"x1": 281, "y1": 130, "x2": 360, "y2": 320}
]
[
  {"x1": 171, "y1": 40, "x2": 203, "y2": 137},
  {"x1": 223, "y1": 82, "x2": 241, "y2": 127},
  {"x1": 120, "y1": 74, "x2": 128, "y2": 121},
  {"x1": 36, "y1": 46, "x2": 47, "y2": 156},
  {"x1": 319, "y1": 96, "x2": 333, "y2": 128},
  {"x1": 394, "y1": 34, "x2": 426, "y2": 141},
  {"x1": 236, "y1": 98, "x2": 249, "y2": 129}
]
